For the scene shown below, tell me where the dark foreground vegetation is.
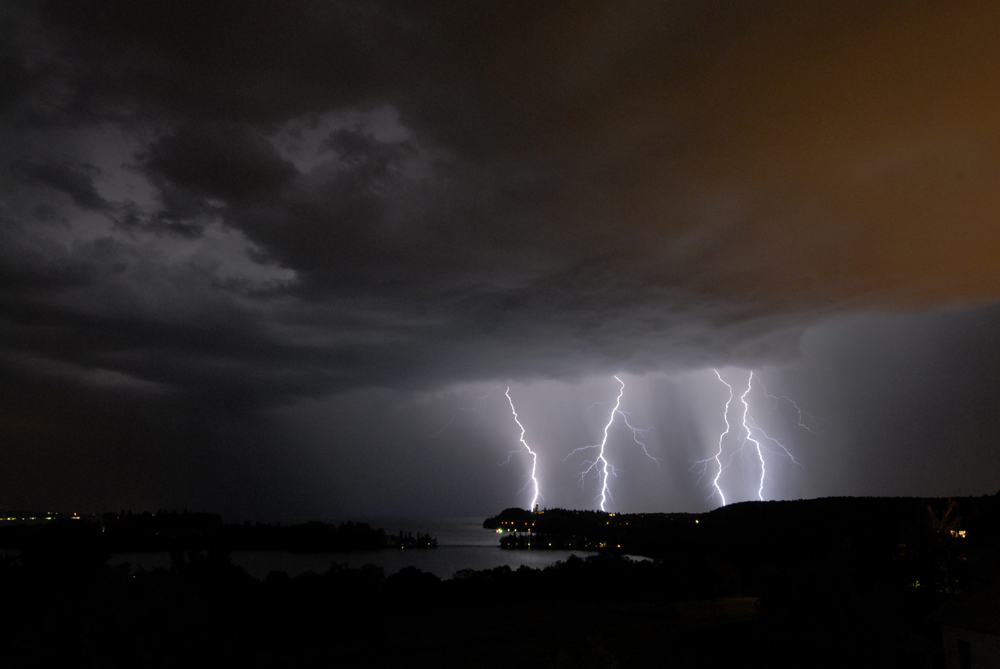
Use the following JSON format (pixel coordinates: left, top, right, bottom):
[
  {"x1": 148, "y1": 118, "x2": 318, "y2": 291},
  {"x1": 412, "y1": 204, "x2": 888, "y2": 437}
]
[
  {"x1": 1, "y1": 495, "x2": 996, "y2": 667},
  {"x1": 0, "y1": 510, "x2": 437, "y2": 552}
]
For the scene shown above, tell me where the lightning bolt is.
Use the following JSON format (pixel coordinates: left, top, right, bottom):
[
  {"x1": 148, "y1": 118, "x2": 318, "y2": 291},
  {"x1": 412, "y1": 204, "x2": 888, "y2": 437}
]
[
  {"x1": 743, "y1": 375, "x2": 808, "y2": 499},
  {"x1": 746, "y1": 416, "x2": 801, "y2": 469},
  {"x1": 566, "y1": 376, "x2": 625, "y2": 511},
  {"x1": 759, "y1": 379, "x2": 816, "y2": 434},
  {"x1": 505, "y1": 387, "x2": 540, "y2": 510},
  {"x1": 705, "y1": 369, "x2": 732, "y2": 506},
  {"x1": 696, "y1": 370, "x2": 809, "y2": 505},
  {"x1": 740, "y1": 371, "x2": 766, "y2": 501},
  {"x1": 617, "y1": 410, "x2": 661, "y2": 466},
  {"x1": 429, "y1": 389, "x2": 494, "y2": 437}
]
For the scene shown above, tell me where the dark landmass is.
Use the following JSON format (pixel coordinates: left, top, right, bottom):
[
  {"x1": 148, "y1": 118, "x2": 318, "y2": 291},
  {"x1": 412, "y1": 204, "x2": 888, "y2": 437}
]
[
  {"x1": 484, "y1": 506, "x2": 700, "y2": 550},
  {"x1": 2, "y1": 495, "x2": 996, "y2": 667},
  {"x1": 0, "y1": 510, "x2": 437, "y2": 552},
  {"x1": 485, "y1": 495, "x2": 999, "y2": 564}
]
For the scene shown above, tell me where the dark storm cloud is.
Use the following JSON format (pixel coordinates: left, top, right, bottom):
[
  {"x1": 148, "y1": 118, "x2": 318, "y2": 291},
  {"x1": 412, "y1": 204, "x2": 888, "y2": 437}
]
[
  {"x1": 223, "y1": 129, "x2": 435, "y2": 289},
  {"x1": 4, "y1": 0, "x2": 998, "y2": 377},
  {"x1": 31, "y1": 0, "x2": 407, "y2": 124},
  {"x1": 10, "y1": 158, "x2": 108, "y2": 210},
  {"x1": 145, "y1": 123, "x2": 298, "y2": 202},
  {"x1": 3, "y1": 1, "x2": 1000, "y2": 516},
  {"x1": 23, "y1": 1, "x2": 1000, "y2": 318},
  {"x1": 323, "y1": 127, "x2": 416, "y2": 169}
]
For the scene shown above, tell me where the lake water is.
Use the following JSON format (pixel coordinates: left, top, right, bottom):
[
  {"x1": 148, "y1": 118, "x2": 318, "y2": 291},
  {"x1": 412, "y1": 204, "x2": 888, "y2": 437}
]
[{"x1": 109, "y1": 517, "x2": 604, "y2": 580}]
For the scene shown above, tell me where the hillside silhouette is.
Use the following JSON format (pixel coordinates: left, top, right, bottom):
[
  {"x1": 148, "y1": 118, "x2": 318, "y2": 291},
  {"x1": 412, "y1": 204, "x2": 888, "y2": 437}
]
[
  {"x1": 0, "y1": 510, "x2": 437, "y2": 553},
  {"x1": 2, "y1": 495, "x2": 997, "y2": 667}
]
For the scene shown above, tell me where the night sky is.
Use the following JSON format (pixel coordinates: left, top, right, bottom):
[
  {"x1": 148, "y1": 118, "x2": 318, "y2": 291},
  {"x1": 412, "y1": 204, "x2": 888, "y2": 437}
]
[{"x1": 3, "y1": 1, "x2": 1000, "y2": 521}]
